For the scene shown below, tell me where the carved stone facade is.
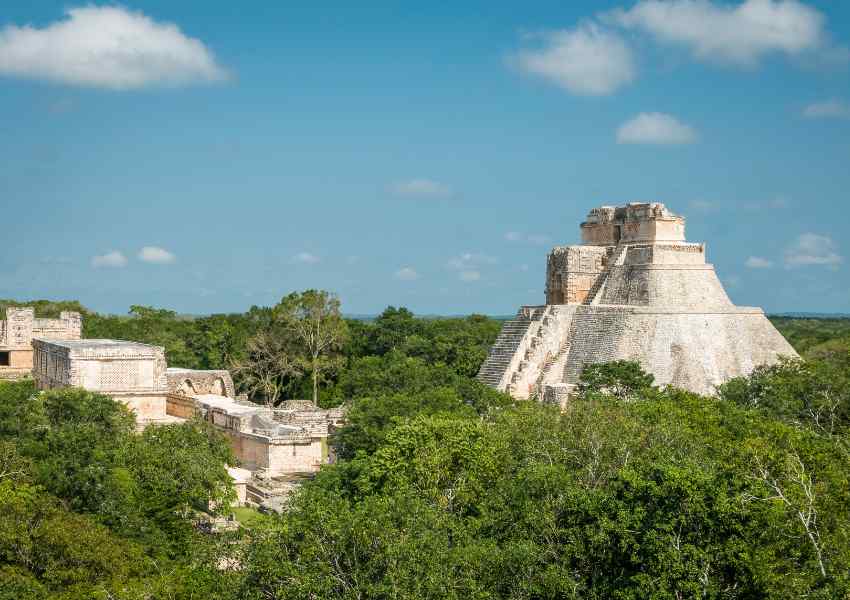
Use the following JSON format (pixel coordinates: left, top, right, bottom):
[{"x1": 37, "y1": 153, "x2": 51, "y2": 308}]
[
  {"x1": 479, "y1": 202, "x2": 797, "y2": 403},
  {"x1": 166, "y1": 367, "x2": 236, "y2": 399},
  {"x1": 32, "y1": 338, "x2": 173, "y2": 425},
  {"x1": 0, "y1": 307, "x2": 81, "y2": 380}
]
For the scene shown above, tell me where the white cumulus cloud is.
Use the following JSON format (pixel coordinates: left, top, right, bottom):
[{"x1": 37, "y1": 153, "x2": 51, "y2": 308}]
[
  {"x1": 91, "y1": 250, "x2": 127, "y2": 268},
  {"x1": 784, "y1": 233, "x2": 842, "y2": 267},
  {"x1": 616, "y1": 112, "x2": 698, "y2": 145},
  {"x1": 608, "y1": 0, "x2": 827, "y2": 67},
  {"x1": 138, "y1": 246, "x2": 176, "y2": 264},
  {"x1": 745, "y1": 256, "x2": 773, "y2": 268},
  {"x1": 512, "y1": 24, "x2": 636, "y2": 95},
  {"x1": 291, "y1": 252, "x2": 320, "y2": 265},
  {"x1": 394, "y1": 267, "x2": 419, "y2": 281},
  {"x1": 0, "y1": 6, "x2": 228, "y2": 90},
  {"x1": 389, "y1": 178, "x2": 453, "y2": 199},
  {"x1": 803, "y1": 99, "x2": 850, "y2": 119}
]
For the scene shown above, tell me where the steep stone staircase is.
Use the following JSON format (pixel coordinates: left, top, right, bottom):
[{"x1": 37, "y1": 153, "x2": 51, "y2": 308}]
[
  {"x1": 533, "y1": 338, "x2": 572, "y2": 396},
  {"x1": 476, "y1": 307, "x2": 545, "y2": 390},
  {"x1": 583, "y1": 244, "x2": 627, "y2": 305}
]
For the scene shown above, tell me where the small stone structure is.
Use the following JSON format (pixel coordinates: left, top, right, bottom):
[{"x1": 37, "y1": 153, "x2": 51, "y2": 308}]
[
  {"x1": 32, "y1": 338, "x2": 177, "y2": 426},
  {"x1": 0, "y1": 307, "x2": 81, "y2": 380},
  {"x1": 29, "y1": 336, "x2": 342, "y2": 509},
  {"x1": 478, "y1": 203, "x2": 797, "y2": 404}
]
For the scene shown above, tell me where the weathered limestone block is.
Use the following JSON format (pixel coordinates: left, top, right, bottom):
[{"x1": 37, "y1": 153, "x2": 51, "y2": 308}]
[{"x1": 542, "y1": 383, "x2": 572, "y2": 409}]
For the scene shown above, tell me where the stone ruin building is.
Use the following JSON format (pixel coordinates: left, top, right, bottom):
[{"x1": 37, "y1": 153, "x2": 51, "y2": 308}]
[
  {"x1": 0, "y1": 307, "x2": 81, "y2": 380},
  {"x1": 477, "y1": 202, "x2": 797, "y2": 405},
  {"x1": 25, "y1": 325, "x2": 343, "y2": 511}
]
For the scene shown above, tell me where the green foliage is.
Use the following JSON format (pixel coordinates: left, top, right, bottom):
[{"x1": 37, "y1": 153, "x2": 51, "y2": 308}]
[
  {"x1": 0, "y1": 380, "x2": 238, "y2": 563},
  {"x1": 0, "y1": 385, "x2": 137, "y2": 524},
  {"x1": 351, "y1": 307, "x2": 502, "y2": 378},
  {"x1": 0, "y1": 480, "x2": 153, "y2": 597},
  {"x1": 577, "y1": 360, "x2": 657, "y2": 401},
  {"x1": 328, "y1": 351, "x2": 511, "y2": 457},
  {"x1": 771, "y1": 316, "x2": 850, "y2": 355},
  {"x1": 240, "y1": 394, "x2": 850, "y2": 599},
  {"x1": 123, "y1": 420, "x2": 237, "y2": 553},
  {"x1": 719, "y1": 357, "x2": 850, "y2": 439}
]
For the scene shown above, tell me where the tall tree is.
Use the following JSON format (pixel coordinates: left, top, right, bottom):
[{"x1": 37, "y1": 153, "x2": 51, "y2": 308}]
[
  {"x1": 276, "y1": 290, "x2": 349, "y2": 405},
  {"x1": 230, "y1": 330, "x2": 303, "y2": 408}
]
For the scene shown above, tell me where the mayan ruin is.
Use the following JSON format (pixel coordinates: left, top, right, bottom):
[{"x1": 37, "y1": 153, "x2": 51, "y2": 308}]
[
  {"x1": 478, "y1": 202, "x2": 798, "y2": 404},
  {"x1": 0, "y1": 307, "x2": 81, "y2": 380},
  {"x1": 29, "y1": 328, "x2": 343, "y2": 511}
]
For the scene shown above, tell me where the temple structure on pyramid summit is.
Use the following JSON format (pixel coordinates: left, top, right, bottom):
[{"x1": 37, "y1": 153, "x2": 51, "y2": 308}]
[{"x1": 477, "y1": 202, "x2": 797, "y2": 406}]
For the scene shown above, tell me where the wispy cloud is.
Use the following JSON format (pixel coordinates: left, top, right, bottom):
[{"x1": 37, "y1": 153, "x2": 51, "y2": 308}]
[
  {"x1": 0, "y1": 6, "x2": 228, "y2": 90},
  {"x1": 389, "y1": 178, "x2": 453, "y2": 199},
  {"x1": 394, "y1": 267, "x2": 419, "y2": 281},
  {"x1": 447, "y1": 253, "x2": 496, "y2": 282},
  {"x1": 512, "y1": 23, "x2": 636, "y2": 96},
  {"x1": 138, "y1": 246, "x2": 176, "y2": 264},
  {"x1": 91, "y1": 250, "x2": 127, "y2": 268},
  {"x1": 607, "y1": 0, "x2": 830, "y2": 67},
  {"x1": 742, "y1": 196, "x2": 790, "y2": 211},
  {"x1": 504, "y1": 232, "x2": 551, "y2": 245},
  {"x1": 784, "y1": 233, "x2": 842, "y2": 268},
  {"x1": 616, "y1": 112, "x2": 697, "y2": 145},
  {"x1": 689, "y1": 200, "x2": 716, "y2": 212},
  {"x1": 291, "y1": 252, "x2": 320, "y2": 265},
  {"x1": 803, "y1": 99, "x2": 850, "y2": 119},
  {"x1": 447, "y1": 253, "x2": 497, "y2": 271},
  {"x1": 745, "y1": 256, "x2": 773, "y2": 269}
]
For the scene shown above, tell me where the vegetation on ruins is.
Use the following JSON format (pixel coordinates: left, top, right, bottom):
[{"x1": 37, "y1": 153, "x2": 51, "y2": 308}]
[{"x1": 1, "y1": 297, "x2": 850, "y2": 598}]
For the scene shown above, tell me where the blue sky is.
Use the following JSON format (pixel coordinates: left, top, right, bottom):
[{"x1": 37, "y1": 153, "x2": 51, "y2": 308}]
[{"x1": 0, "y1": 1, "x2": 848, "y2": 315}]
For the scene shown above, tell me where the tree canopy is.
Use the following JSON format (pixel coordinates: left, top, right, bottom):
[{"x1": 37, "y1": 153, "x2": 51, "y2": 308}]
[{"x1": 2, "y1": 297, "x2": 849, "y2": 598}]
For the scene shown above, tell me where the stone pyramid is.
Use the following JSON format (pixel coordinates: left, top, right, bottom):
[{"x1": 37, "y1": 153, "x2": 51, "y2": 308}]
[{"x1": 477, "y1": 203, "x2": 797, "y2": 404}]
